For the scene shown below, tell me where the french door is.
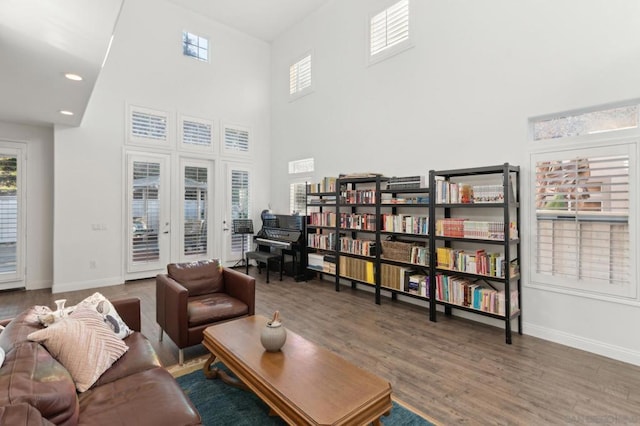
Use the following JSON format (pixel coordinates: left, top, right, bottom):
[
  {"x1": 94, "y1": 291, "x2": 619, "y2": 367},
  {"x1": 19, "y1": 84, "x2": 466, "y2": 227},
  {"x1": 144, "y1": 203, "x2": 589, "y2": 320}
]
[
  {"x1": 178, "y1": 157, "x2": 213, "y2": 262},
  {"x1": 126, "y1": 152, "x2": 171, "y2": 276},
  {"x1": 0, "y1": 144, "x2": 25, "y2": 290},
  {"x1": 223, "y1": 163, "x2": 251, "y2": 265},
  {"x1": 126, "y1": 152, "x2": 215, "y2": 278}
]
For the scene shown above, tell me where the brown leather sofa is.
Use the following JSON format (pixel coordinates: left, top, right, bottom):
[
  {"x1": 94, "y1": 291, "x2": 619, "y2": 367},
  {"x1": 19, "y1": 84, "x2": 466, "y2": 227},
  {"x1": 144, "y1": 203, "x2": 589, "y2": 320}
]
[
  {"x1": 0, "y1": 298, "x2": 201, "y2": 426},
  {"x1": 156, "y1": 259, "x2": 255, "y2": 365}
]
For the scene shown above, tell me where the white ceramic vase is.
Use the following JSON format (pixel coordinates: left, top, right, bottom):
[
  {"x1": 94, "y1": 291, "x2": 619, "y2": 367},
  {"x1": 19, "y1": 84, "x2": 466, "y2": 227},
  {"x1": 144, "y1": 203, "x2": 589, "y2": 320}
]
[{"x1": 260, "y1": 321, "x2": 287, "y2": 352}]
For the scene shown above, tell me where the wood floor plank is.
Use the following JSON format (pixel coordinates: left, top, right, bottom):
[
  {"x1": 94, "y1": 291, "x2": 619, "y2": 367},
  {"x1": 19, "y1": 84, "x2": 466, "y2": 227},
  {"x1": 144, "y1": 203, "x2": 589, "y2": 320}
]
[{"x1": 2, "y1": 270, "x2": 640, "y2": 425}]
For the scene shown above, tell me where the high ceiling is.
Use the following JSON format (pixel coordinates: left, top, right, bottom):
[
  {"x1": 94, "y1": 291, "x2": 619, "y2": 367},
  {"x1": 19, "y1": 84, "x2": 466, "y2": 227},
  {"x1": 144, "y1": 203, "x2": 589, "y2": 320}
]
[
  {"x1": 0, "y1": 0, "x2": 330, "y2": 128},
  {"x1": 0, "y1": 0, "x2": 124, "y2": 127},
  {"x1": 167, "y1": 0, "x2": 330, "y2": 42}
]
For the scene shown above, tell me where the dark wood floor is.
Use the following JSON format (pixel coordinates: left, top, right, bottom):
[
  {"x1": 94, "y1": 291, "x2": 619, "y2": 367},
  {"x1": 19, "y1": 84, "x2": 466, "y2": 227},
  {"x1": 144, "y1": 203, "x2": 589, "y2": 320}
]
[{"x1": 2, "y1": 269, "x2": 640, "y2": 425}]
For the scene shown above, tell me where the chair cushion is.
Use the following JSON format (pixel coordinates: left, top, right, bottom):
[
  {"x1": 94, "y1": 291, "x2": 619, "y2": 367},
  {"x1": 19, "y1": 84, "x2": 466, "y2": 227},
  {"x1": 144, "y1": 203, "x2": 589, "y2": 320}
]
[
  {"x1": 187, "y1": 293, "x2": 249, "y2": 327},
  {"x1": 168, "y1": 259, "x2": 224, "y2": 297}
]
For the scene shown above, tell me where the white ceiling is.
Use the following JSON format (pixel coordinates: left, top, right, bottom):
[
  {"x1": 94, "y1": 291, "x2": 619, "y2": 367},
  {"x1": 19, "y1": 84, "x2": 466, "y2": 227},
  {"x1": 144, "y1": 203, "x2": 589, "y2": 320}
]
[
  {"x1": 167, "y1": 0, "x2": 330, "y2": 42},
  {"x1": 0, "y1": 0, "x2": 329, "y2": 128},
  {"x1": 0, "y1": 0, "x2": 124, "y2": 127}
]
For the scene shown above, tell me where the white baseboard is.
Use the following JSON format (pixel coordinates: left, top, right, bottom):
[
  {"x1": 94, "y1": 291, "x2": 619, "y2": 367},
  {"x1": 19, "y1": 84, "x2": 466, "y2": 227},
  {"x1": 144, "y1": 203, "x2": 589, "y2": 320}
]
[
  {"x1": 26, "y1": 280, "x2": 52, "y2": 290},
  {"x1": 52, "y1": 276, "x2": 124, "y2": 294},
  {"x1": 524, "y1": 322, "x2": 640, "y2": 367}
]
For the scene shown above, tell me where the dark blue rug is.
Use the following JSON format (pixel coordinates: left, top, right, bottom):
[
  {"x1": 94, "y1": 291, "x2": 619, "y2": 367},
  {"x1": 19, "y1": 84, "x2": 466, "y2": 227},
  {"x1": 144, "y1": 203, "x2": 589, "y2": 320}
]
[{"x1": 176, "y1": 365, "x2": 434, "y2": 425}]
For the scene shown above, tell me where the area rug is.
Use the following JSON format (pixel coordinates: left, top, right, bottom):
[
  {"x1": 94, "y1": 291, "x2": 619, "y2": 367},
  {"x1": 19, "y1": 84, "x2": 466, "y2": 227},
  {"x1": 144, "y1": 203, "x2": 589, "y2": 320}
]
[{"x1": 175, "y1": 364, "x2": 435, "y2": 425}]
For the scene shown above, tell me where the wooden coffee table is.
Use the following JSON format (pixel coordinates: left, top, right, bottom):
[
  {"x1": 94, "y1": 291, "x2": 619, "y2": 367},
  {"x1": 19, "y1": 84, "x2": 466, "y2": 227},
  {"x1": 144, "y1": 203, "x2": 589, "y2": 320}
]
[{"x1": 202, "y1": 315, "x2": 392, "y2": 425}]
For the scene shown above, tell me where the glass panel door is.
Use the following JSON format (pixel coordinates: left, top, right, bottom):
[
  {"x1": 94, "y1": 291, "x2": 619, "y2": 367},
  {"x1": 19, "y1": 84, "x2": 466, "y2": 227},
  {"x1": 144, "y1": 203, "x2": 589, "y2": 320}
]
[
  {"x1": 126, "y1": 152, "x2": 170, "y2": 275},
  {"x1": 0, "y1": 146, "x2": 24, "y2": 290},
  {"x1": 180, "y1": 158, "x2": 213, "y2": 260},
  {"x1": 224, "y1": 163, "x2": 251, "y2": 264}
]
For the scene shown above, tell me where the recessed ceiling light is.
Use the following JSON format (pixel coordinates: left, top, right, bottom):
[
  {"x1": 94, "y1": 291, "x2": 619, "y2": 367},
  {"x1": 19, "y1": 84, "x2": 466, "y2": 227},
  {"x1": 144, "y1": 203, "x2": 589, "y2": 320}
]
[
  {"x1": 59, "y1": 110, "x2": 74, "y2": 116},
  {"x1": 64, "y1": 73, "x2": 83, "y2": 81}
]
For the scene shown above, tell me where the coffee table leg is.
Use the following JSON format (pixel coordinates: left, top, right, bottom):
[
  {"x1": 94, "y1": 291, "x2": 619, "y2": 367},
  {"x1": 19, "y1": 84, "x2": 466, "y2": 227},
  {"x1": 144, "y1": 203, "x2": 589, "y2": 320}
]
[
  {"x1": 203, "y1": 354, "x2": 219, "y2": 379},
  {"x1": 203, "y1": 353, "x2": 249, "y2": 390}
]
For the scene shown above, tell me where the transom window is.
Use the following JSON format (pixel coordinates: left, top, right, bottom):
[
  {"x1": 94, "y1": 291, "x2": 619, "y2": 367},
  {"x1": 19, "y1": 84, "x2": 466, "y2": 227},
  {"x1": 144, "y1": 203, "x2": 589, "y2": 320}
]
[
  {"x1": 532, "y1": 104, "x2": 638, "y2": 141},
  {"x1": 183, "y1": 31, "x2": 209, "y2": 62}
]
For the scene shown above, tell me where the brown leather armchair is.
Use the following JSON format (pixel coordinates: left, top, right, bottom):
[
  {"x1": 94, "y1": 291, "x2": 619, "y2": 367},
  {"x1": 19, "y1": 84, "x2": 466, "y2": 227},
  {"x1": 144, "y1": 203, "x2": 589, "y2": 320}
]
[{"x1": 156, "y1": 259, "x2": 255, "y2": 365}]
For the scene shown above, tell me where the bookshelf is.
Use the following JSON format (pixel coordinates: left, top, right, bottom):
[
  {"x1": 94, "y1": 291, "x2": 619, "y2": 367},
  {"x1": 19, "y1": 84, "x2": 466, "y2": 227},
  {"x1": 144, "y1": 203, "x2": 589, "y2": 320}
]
[
  {"x1": 335, "y1": 175, "x2": 386, "y2": 304},
  {"x1": 428, "y1": 163, "x2": 522, "y2": 344},
  {"x1": 379, "y1": 187, "x2": 431, "y2": 305},
  {"x1": 305, "y1": 164, "x2": 521, "y2": 344}
]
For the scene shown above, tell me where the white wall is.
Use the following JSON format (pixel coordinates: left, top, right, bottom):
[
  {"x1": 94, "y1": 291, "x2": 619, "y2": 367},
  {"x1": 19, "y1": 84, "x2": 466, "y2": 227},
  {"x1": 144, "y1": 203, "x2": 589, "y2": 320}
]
[
  {"x1": 0, "y1": 121, "x2": 53, "y2": 290},
  {"x1": 270, "y1": 0, "x2": 640, "y2": 365},
  {"x1": 53, "y1": 0, "x2": 271, "y2": 292}
]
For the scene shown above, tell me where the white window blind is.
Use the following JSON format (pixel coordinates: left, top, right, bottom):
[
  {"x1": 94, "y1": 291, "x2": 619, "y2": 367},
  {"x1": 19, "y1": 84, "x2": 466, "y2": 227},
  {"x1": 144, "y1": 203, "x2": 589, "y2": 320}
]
[
  {"x1": 183, "y1": 166, "x2": 208, "y2": 256},
  {"x1": 289, "y1": 54, "x2": 312, "y2": 97},
  {"x1": 290, "y1": 182, "x2": 307, "y2": 215},
  {"x1": 533, "y1": 148, "x2": 632, "y2": 297},
  {"x1": 288, "y1": 158, "x2": 314, "y2": 174},
  {"x1": 370, "y1": 0, "x2": 410, "y2": 57},
  {"x1": 181, "y1": 117, "x2": 212, "y2": 148},
  {"x1": 129, "y1": 107, "x2": 168, "y2": 143},
  {"x1": 131, "y1": 161, "x2": 160, "y2": 263},
  {"x1": 0, "y1": 155, "x2": 18, "y2": 275},
  {"x1": 223, "y1": 126, "x2": 250, "y2": 154},
  {"x1": 231, "y1": 169, "x2": 250, "y2": 252}
]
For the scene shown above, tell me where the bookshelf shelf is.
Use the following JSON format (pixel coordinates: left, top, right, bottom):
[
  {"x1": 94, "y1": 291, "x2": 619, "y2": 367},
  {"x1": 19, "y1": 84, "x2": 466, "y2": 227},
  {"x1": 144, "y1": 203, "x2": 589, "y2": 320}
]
[{"x1": 429, "y1": 163, "x2": 522, "y2": 344}]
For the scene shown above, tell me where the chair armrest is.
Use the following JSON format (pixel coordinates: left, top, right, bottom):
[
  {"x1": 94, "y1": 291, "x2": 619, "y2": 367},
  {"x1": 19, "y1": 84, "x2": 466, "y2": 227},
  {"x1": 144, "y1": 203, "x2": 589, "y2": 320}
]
[
  {"x1": 111, "y1": 297, "x2": 141, "y2": 332},
  {"x1": 223, "y1": 267, "x2": 256, "y2": 316},
  {"x1": 156, "y1": 274, "x2": 190, "y2": 347}
]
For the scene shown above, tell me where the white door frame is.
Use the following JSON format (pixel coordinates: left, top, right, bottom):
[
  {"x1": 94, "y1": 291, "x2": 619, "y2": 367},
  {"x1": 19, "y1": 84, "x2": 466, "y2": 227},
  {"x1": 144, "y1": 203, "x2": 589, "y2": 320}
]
[
  {"x1": 222, "y1": 161, "x2": 252, "y2": 266},
  {"x1": 125, "y1": 151, "x2": 171, "y2": 279},
  {"x1": 0, "y1": 142, "x2": 26, "y2": 290}
]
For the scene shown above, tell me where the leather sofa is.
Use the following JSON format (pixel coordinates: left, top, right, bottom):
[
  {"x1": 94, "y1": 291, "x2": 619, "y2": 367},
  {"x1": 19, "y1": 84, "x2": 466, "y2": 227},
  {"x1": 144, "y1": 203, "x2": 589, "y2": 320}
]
[{"x1": 0, "y1": 297, "x2": 201, "y2": 426}]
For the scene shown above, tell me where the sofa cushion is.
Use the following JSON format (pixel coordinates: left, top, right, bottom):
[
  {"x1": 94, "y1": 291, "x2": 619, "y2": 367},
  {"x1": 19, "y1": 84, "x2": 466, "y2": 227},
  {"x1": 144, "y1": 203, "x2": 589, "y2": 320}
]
[
  {"x1": 91, "y1": 332, "x2": 161, "y2": 388},
  {"x1": 0, "y1": 342, "x2": 79, "y2": 426},
  {"x1": 0, "y1": 306, "x2": 50, "y2": 353},
  {"x1": 0, "y1": 402, "x2": 56, "y2": 426},
  {"x1": 28, "y1": 306, "x2": 128, "y2": 392},
  {"x1": 187, "y1": 293, "x2": 249, "y2": 327},
  {"x1": 75, "y1": 292, "x2": 134, "y2": 339},
  {"x1": 78, "y1": 367, "x2": 201, "y2": 426},
  {"x1": 168, "y1": 259, "x2": 224, "y2": 296}
]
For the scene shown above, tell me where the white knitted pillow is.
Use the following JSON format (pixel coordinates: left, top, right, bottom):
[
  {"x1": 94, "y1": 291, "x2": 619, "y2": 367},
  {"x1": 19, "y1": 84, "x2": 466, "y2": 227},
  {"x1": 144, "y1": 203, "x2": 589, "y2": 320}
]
[{"x1": 28, "y1": 306, "x2": 128, "y2": 392}]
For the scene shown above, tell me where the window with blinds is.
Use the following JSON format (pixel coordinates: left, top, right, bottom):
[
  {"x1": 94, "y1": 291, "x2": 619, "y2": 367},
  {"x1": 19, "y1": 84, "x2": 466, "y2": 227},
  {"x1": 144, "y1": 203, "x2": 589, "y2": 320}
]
[
  {"x1": 231, "y1": 169, "x2": 250, "y2": 253},
  {"x1": 290, "y1": 182, "x2": 307, "y2": 215},
  {"x1": 289, "y1": 53, "x2": 312, "y2": 99},
  {"x1": 131, "y1": 161, "x2": 160, "y2": 263},
  {"x1": 223, "y1": 125, "x2": 250, "y2": 155},
  {"x1": 532, "y1": 146, "x2": 633, "y2": 298},
  {"x1": 0, "y1": 155, "x2": 18, "y2": 276},
  {"x1": 183, "y1": 166, "x2": 208, "y2": 256},
  {"x1": 128, "y1": 106, "x2": 170, "y2": 145},
  {"x1": 180, "y1": 116, "x2": 213, "y2": 151},
  {"x1": 369, "y1": 0, "x2": 411, "y2": 62}
]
